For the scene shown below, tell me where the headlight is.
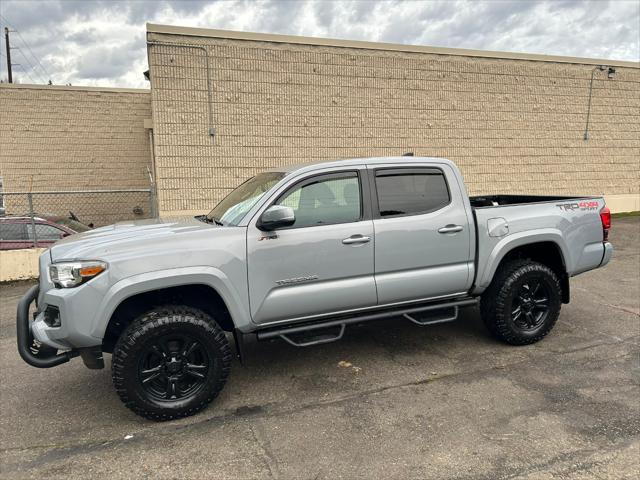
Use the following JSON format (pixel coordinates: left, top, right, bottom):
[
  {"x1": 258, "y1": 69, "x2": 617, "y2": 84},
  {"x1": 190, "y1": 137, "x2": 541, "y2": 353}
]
[{"x1": 49, "y1": 261, "x2": 107, "y2": 288}]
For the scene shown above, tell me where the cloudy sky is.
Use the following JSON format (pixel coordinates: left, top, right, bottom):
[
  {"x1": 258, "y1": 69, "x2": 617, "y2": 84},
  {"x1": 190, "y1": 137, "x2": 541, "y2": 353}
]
[{"x1": 1, "y1": 0, "x2": 638, "y2": 88}]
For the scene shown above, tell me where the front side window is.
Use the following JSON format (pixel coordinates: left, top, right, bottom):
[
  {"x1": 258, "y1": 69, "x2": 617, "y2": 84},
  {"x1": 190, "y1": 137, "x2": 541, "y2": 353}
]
[
  {"x1": 277, "y1": 172, "x2": 361, "y2": 228},
  {"x1": 207, "y1": 172, "x2": 285, "y2": 226},
  {"x1": 375, "y1": 169, "x2": 450, "y2": 217}
]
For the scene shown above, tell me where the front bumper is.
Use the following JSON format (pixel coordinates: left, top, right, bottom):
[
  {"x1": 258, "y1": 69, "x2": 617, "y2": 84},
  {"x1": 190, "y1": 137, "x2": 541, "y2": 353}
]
[
  {"x1": 16, "y1": 285, "x2": 77, "y2": 368},
  {"x1": 17, "y1": 285, "x2": 105, "y2": 369},
  {"x1": 32, "y1": 271, "x2": 110, "y2": 350}
]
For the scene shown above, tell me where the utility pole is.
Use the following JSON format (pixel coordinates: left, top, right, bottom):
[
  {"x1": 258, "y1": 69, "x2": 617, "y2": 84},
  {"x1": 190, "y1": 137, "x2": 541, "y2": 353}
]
[{"x1": 4, "y1": 27, "x2": 12, "y2": 83}]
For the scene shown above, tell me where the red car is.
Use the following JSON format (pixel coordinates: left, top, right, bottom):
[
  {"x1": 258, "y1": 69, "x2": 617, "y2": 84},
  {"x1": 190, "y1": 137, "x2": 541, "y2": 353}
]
[{"x1": 0, "y1": 215, "x2": 91, "y2": 250}]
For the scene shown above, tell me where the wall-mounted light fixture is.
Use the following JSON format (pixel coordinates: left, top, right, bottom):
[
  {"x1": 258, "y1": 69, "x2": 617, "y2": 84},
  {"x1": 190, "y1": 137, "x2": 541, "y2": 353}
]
[{"x1": 584, "y1": 65, "x2": 616, "y2": 141}]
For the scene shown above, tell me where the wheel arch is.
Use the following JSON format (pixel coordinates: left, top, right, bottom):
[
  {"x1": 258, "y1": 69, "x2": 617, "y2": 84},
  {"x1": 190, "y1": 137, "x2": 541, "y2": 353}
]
[
  {"x1": 478, "y1": 234, "x2": 570, "y2": 303},
  {"x1": 95, "y1": 268, "x2": 249, "y2": 353},
  {"x1": 103, "y1": 283, "x2": 236, "y2": 353}
]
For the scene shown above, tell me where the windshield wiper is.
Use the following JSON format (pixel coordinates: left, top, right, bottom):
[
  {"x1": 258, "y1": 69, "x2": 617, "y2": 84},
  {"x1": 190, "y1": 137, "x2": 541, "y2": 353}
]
[
  {"x1": 195, "y1": 214, "x2": 223, "y2": 226},
  {"x1": 207, "y1": 215, "x2": 224, "y2": 226}
]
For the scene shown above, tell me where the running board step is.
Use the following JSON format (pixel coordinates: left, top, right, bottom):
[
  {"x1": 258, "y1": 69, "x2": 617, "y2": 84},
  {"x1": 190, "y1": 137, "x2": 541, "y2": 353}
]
[
  {"x1": 280, "y1": 325, "x2": 346, "y2": 348},
  {"x1": 257, "y1": 298, "x2": 477, "y2": 347},
  {"x1": 403, "y1": 306, "x2": 458, "y2": 326}
]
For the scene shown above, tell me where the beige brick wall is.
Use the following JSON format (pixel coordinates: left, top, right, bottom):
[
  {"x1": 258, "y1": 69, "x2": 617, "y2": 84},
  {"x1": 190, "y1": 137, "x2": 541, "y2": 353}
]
[
  {"x1": 0, "y1": 84, "x2": 152, "y2": 191},
  {"x1": 147, "y1": 27, "x2": 639, "y2": 215},
  {"x1": 0, "y1": 84, "x2": 154, "y2": 225}
]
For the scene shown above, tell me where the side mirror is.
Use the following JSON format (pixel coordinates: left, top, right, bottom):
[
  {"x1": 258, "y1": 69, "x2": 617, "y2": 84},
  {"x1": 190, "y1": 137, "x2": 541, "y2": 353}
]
[{"x1": 257, "y1": 205, "x2": 295, "y2": 231}]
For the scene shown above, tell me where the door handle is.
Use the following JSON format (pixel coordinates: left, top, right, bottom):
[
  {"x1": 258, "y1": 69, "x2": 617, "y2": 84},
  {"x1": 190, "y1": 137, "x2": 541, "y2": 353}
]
[
  {"x1": 342, "y1": 235, "x2": 371, "y2": 245},
  {"x1": 438, "y1": 225, "x2": 464, "y2": 234}
]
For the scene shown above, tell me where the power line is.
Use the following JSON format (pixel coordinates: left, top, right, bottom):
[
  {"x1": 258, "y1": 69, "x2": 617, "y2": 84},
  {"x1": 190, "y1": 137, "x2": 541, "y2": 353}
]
[
  {"x1": 12, "y1": 63, "x2": 37, "y2": 84},
  {"x1": 2, "y1": 18, "x2": 50, "y2": 82},
  {"x1": 0, "y1": 14, "x2": 52, "y2": 83},
  {"x1": 2, "y1": 22, "x2": 46, "y2": 83},
  {"x1": 11, "y1": 46, "x2": 45, "y2": 82},
  {"x1": 13, "y1": 29, "x2": 52, "y2": 81},
  {"x1": 13, "y1": 46, "x2": 47, "y2": 83}
]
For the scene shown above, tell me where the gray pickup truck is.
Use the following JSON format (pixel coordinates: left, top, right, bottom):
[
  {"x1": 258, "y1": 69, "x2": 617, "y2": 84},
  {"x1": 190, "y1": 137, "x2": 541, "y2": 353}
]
[{"x1": 17, "y1": 157, "x2": 613, "y2": 420}]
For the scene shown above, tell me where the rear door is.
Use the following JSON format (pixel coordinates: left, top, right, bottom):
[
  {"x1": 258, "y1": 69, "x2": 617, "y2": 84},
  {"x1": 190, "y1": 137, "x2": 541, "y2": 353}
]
[
  {"x1": 371, "y1": 164, "x2": 473, "y2": 304},
  {"x1": 247, "y1": 168, "x2": 377, "y2": 325}
]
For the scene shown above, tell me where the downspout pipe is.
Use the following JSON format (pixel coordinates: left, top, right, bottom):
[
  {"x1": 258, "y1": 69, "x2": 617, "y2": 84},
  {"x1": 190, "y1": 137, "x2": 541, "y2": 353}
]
[{"x1": 584, "y1": 65, "x2": 607, "y2": 141}]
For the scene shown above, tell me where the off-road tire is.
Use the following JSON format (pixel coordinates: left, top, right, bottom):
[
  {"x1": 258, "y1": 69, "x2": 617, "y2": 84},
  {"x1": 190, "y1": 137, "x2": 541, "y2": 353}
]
[
  {"x1": 112, "y1": 306, "x2": 232, "y2": 421},
  {"x1": 480, "y1": 259, "x2": 562, "y2": 345}
]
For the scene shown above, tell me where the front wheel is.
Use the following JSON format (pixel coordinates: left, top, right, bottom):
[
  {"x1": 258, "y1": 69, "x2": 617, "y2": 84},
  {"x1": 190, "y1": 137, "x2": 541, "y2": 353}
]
[
  {"x1": 112, "y1": 306, "x2": 232, "y2": 420},
  {"x1": 481, "y1": 260, "x2": 562, "y2": 345}
]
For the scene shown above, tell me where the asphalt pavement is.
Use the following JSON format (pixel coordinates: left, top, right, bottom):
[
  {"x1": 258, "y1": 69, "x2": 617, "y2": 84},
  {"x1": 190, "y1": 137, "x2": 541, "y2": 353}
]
[{"x1": 1, "y1": 217, "x2": 638, "y2": 479}]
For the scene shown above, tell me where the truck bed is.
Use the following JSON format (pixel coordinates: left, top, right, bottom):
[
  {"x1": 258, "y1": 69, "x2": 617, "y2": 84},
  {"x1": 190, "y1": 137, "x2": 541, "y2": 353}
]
[
  {"x1": 469, "y1": 194, "x2": 595, "y2": 208},
  {"x1": 469, "y1": 194, "x2": 608, "y2": 294}
]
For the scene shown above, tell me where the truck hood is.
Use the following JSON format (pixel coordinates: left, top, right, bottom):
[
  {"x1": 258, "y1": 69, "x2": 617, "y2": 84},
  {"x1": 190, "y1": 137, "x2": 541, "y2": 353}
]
[{"x1": 49, "y1": 216, "x2": 216, "y2": 261}]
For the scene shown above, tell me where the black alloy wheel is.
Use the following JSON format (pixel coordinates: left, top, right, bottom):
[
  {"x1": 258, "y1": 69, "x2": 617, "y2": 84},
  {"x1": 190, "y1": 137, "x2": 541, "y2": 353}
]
[
  {"x1": 112, "y1": 306, "x2": 232, "y2": 420},
  {"x1": 138, "y1": 333, "x2": 211, "y2": 402},
  {"x1": 480, "y1": 259, "x2": 562, "y2": 345},
  {"x1": 510, "y1": 279, "x2": 551, "y2": 331}
]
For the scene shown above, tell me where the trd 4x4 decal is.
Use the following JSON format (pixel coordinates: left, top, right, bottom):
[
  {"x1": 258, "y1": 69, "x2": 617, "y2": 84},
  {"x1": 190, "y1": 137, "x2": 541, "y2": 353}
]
[{"x1": 556, "y1": 201, "x2": 599, "y2": 212}]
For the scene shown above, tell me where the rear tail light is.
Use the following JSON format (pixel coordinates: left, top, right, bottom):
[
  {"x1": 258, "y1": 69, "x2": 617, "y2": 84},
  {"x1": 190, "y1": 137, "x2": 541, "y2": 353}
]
[{"x1": 600, "y1": 206, "x2": 611, "y2": 241}]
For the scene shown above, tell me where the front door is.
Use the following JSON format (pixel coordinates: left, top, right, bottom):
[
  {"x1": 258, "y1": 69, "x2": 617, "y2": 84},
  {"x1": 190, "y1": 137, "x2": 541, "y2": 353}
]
[
  {"x1": 371, "y1": 165, "x2": 473, "y2": 305},
  {"x1": 247, "y1": 169, "x2": 377, "y2": 325}
]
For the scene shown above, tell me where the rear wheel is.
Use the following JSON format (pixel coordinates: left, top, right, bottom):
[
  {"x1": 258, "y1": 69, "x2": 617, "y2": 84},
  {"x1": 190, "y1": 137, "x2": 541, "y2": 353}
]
[
  {"x1": 480, "y1": 260, "x2": 562, "y2": 345},
  {"x1": 112, "y1": 306, "x2": 232, "y2": 420}
]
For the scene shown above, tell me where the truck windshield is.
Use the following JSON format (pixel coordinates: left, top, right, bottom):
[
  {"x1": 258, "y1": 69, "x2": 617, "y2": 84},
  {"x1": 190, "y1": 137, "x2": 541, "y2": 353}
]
[{"x1": 206, "y1": 172, "x2": 285, "y2": 226}]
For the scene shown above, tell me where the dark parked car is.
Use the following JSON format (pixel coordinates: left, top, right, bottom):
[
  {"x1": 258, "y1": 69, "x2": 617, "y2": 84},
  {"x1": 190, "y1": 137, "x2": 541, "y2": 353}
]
[{"x1": 0, "y1": 215, "x2": 91, "y2": 250}]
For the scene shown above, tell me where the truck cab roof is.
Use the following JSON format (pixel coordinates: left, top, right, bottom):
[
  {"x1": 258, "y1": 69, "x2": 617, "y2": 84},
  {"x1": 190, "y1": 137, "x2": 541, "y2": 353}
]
[{"x1": 274, "y1": 156, "x2": 457, "y2": 175}]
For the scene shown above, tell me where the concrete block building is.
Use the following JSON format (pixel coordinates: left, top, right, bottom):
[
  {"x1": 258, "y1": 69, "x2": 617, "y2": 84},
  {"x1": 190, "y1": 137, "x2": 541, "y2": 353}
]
[
  {"x1": 0, "y1": 85, "x2": 153, "y2": 224},
  {"x1": 145, "y1": 24, "x2": 639, "y2": 215},
  {"x1": 0, "y1": 84, "x2": 152, "y2": 191},
  {"x1": 1, "y1": 23, "x2": 638, "y2": 219}
]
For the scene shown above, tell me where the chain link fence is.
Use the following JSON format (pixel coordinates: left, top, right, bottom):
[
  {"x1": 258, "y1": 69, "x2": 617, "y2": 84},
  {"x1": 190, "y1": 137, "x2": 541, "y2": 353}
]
[{"x1": 0, "y1": 189, "x2": 157, "y2": 250}]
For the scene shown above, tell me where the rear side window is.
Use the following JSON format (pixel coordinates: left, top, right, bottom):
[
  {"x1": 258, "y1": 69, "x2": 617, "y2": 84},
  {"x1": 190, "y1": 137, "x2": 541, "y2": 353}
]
[
  {"x1": 0, "y1": 223, "x2": 27, "y2": 240},
  {"x1": 27, "y1": 224, "x2": 65, "y2": 240},
  {"x1": 375, "y1": 168, "x2": 450, "y2": 217}
]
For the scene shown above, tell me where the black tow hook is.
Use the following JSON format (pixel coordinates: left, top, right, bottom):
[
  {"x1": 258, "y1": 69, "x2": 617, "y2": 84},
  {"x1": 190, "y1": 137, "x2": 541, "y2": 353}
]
[{"x1": 16, "y1": 285, "x2": 77, "y2": 368}]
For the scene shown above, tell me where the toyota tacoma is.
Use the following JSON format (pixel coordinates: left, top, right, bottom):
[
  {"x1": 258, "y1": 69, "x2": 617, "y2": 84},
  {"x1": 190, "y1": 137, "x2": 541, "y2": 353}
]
[{"x1": 17, "y1": 157, "x2": 613, "y2": 420}]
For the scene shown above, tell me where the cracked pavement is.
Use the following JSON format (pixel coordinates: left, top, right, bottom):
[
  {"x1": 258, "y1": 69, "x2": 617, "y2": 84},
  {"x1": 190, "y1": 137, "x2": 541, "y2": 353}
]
[{"x1": 1, "y1": 217, "x2": 638, "y2": 479}]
